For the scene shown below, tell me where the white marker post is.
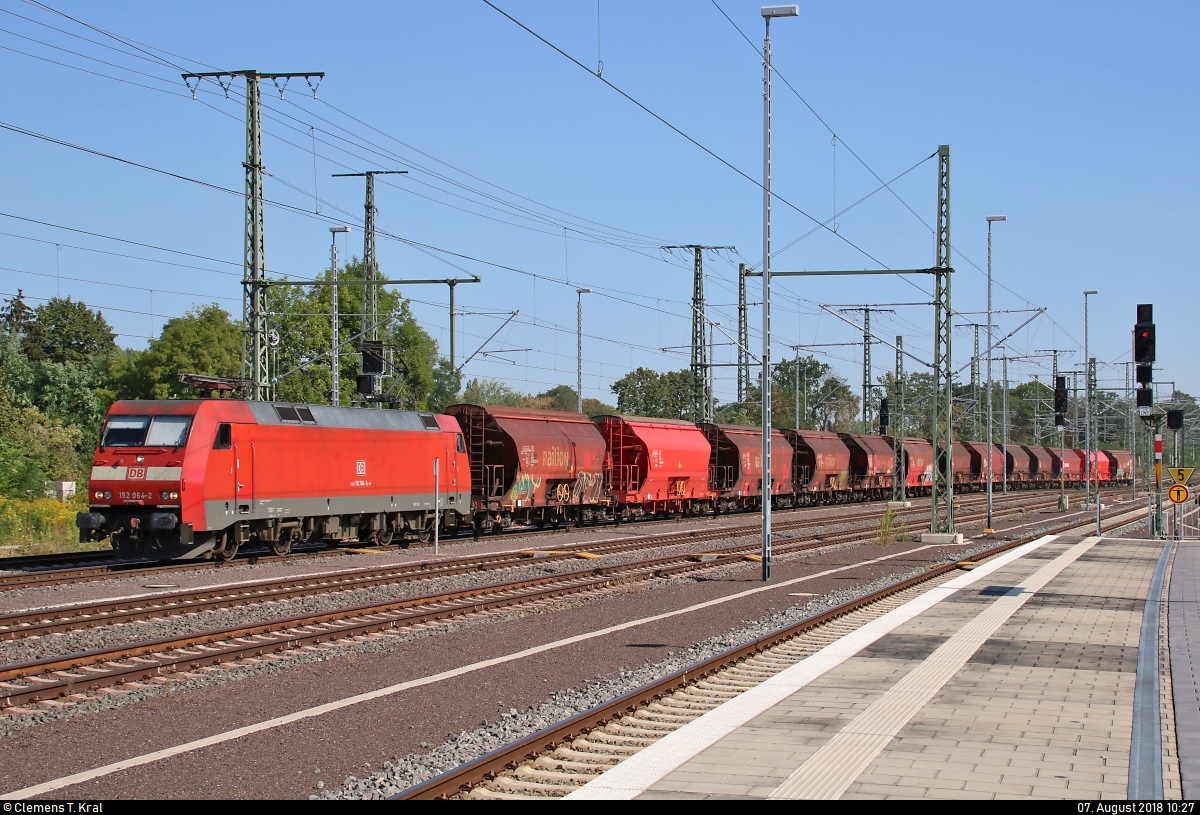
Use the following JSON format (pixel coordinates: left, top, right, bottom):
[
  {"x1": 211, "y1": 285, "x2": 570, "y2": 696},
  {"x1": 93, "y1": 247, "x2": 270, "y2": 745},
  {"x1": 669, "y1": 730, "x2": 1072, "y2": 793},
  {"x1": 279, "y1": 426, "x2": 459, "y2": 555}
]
[{"x1": 434, "y1": 458, "x2": 440, "y2": 555}]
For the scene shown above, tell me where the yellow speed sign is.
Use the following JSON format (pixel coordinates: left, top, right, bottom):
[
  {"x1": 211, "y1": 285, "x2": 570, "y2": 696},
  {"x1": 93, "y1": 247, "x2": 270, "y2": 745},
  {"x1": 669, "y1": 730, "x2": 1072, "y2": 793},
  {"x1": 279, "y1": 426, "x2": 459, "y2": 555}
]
[{"x1": 1169, "y1": 484, "x2": 1191, "y2": 505}]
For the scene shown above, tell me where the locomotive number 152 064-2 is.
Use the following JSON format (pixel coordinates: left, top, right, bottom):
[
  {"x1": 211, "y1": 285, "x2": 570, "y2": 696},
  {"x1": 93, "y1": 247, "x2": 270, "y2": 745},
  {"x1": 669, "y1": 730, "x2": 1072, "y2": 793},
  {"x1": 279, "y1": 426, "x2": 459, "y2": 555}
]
[{"x1": 119, "y1": 491, "x2": 154, "y2": 501}]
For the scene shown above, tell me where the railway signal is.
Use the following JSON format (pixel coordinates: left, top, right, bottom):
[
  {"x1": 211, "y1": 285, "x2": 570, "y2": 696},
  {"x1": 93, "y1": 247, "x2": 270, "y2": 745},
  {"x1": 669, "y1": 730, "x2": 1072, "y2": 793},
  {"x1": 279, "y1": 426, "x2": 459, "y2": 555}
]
[
  {"x1": 1134, "y1": 304, "x2": 1155, "y2": 412},
  {"x1": 1134, "y1": 304, "x2": 1156, "y2": 364}
]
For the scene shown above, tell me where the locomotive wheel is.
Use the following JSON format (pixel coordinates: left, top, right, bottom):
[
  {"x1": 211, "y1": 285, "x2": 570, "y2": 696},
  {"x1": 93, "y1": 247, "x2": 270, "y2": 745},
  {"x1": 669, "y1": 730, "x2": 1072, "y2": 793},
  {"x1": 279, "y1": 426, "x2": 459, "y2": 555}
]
[
  {"x1": 217, "y1": 537, "x2": 240, "y2": 561},
  {"x1": 271, "y1": 538, "x2": 292, "y2": 557},
  {"x1": 415, "y1": 525, "x2": 430, "y2": 544}
]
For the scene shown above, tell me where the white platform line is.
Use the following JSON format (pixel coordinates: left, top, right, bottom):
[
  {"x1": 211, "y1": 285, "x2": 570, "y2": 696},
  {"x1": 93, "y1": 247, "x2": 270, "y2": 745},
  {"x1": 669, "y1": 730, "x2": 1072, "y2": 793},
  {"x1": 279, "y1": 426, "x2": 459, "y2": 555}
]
[
  {"x1": 1, "y1": 537, "x2": 978, "y2": 799},
  {"x1": 566, "y1": 534, "x2": 1063, "y2": 799}
]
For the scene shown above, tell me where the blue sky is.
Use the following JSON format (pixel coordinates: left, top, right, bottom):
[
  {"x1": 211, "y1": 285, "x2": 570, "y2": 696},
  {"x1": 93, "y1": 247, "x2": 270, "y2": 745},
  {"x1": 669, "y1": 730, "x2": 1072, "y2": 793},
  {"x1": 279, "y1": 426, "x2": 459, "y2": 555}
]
[{"x1": 0, "y1": 0, "x2": 1195, "y2": 407}]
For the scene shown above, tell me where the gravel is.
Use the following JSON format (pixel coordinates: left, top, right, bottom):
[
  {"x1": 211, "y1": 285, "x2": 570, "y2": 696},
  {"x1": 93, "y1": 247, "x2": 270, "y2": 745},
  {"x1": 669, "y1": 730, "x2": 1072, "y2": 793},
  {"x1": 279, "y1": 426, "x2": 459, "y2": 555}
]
[
  {"x1": 0, "y1": 503, "x2": 1092, "y2": 746},
  {"x1": 0, "y1": 507, "x2": 934, "y2": 666},
  {"x1": 317, "y1": 519, "x2": 1100, "y2": 800},
  {"x1": 317, "y1": 568, "x2": 926, "y2": 800},
  {"x1": 0, "y1": 528, "x2": 927, "y2": 740}
]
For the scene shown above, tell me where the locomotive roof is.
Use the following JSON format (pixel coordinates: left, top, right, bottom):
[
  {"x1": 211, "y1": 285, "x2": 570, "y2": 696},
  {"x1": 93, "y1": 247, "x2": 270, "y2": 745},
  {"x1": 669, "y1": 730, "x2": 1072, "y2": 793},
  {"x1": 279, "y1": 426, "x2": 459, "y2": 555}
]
[
  {"x1": 107, "y1": 400, "x2": 443, "y2": 432},
  {"x1": 247, "y1": 402, "x2": 442, "y2": 431}
]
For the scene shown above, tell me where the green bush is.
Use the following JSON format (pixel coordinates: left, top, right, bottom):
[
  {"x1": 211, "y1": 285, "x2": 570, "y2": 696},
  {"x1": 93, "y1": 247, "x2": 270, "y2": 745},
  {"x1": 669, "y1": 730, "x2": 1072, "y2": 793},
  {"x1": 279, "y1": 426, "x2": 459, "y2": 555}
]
[{"x1": 0, "y1": 496, "x2": 106, "y2": 555}]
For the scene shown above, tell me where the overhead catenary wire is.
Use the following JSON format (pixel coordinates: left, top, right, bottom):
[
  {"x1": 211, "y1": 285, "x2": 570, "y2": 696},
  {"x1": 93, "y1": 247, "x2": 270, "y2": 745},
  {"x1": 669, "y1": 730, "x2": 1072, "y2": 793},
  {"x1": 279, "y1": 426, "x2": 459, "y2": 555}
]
[
  {"x1": 480, "y1": 0, "x2": 896, "y2": 273},
  {"x1": 8, "y1": 2, "x2": 1079, "y2": 401}
]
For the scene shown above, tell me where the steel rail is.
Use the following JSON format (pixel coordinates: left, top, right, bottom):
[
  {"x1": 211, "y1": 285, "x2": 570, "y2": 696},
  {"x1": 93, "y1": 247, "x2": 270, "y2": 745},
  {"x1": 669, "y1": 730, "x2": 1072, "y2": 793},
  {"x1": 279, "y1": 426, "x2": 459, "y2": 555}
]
[
  {"x1": 394, "y1": 503, "x2": 1150, "y2": 800},
  {"x1": 0, "y1": 496, "x2": 1051, "y2": 710},
  {"x1": 0, "y1": 483, "x2": 1115, "y2": 591},
  {"x1": 0, "y1": 494, "x2": 1058, "y2": 641}
]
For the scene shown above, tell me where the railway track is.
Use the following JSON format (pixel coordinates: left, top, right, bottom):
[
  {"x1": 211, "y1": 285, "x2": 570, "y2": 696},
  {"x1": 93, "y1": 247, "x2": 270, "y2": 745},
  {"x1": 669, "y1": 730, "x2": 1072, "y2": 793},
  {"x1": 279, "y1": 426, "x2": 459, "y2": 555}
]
[
  {"x1": 393, "y1": 502, "x2": 1150, "y2": 800},
  {"x1": 0, "y1": 492, "x2": 1057, "y2": 641},
  {"x1": 0, "y1": 544, "x2": 349, "y2": 592},
  {"x1": 0, "y1": 494, "x2": 1059, "y2": 713},
  {"x1": 0, "y1": 486, "x2": 1111, "y2": 592}
]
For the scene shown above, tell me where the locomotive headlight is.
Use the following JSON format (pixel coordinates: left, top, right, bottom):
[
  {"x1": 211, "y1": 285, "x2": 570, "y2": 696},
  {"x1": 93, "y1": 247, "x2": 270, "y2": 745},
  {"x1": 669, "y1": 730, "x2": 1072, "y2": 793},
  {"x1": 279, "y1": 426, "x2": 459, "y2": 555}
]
[
  {"x1": 94, "y1": 490, "x2": 104, "y2": 500},
  {"x1": 169, "y1": 491, "x2": 179, "y2": 500}
]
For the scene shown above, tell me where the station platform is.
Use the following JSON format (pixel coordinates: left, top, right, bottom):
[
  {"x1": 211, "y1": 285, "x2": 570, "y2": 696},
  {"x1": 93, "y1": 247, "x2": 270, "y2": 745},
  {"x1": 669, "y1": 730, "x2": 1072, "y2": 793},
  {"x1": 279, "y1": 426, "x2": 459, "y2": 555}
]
[{"x1": 569, "y1": 533, "x2": 1196, "y2": 800}]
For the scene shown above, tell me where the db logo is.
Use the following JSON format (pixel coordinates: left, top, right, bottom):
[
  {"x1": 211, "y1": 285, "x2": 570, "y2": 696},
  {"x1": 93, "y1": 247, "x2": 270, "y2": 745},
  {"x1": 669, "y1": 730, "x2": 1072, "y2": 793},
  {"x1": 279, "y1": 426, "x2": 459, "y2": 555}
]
[
  {"x1": 356, "y1": 460, "x2": 367, "y2": 476},
  {"x1": 127, "y1": 467, "x2": 147, "y2": 480}
]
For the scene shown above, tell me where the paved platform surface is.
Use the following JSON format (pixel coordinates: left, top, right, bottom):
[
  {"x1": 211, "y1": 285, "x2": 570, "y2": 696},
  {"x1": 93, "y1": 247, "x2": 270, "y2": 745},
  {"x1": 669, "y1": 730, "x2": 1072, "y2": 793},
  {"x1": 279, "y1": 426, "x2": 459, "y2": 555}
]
[
  {"x1": 570, "y1": 534, "x2": 1183, "y2": 800},
  {"x1": 1170, "y1": 541, "x2": 1200, "y2": 799}
]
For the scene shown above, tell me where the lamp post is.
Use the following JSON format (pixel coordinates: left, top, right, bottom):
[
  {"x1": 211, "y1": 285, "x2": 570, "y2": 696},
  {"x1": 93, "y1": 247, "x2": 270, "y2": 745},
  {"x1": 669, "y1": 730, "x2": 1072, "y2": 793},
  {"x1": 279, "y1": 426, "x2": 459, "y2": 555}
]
[
  {"x1": 760, "y1": 4, "x2": 798, "y2": 582},
  {"x1": 328, "y1": 225, "x2": 351, "y2": 406},
  {"x1": 1084, "y1": 290, "x2": 1098, "y2": 511},
  {"x1": 577, "y1": 288, "x2": 591, "y2": 413},
  {"x1": 984, "y1": 214, "x2": 1006, "y2": 534}
]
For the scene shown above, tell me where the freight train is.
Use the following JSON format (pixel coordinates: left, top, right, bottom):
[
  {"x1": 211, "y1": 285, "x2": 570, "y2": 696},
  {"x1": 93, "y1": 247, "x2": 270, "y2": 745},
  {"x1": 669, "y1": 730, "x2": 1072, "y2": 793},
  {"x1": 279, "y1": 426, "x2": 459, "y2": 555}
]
[{"x1": 77, "y1": 400, "x2": 1133, "y2": 561}]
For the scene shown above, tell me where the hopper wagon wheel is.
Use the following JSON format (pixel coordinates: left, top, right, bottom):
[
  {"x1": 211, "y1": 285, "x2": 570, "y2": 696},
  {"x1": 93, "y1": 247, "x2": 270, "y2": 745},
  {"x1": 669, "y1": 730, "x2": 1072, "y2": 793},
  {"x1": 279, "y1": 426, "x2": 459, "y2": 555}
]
[{"x1": 534, "y1": 514, "x2": 547, "y2": 529}]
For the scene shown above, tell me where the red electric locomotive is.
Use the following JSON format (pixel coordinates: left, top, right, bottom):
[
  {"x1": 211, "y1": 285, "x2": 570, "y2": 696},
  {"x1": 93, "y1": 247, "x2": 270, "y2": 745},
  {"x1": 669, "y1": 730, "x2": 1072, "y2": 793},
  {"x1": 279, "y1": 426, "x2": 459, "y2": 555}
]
[{"x1": 78, "y1": 400, "x2": 471, "y2": 560}]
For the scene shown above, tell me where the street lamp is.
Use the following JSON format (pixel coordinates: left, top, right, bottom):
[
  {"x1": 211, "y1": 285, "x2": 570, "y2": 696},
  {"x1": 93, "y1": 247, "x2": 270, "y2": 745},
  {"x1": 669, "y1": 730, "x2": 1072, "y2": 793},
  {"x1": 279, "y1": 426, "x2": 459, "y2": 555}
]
[
  {"x1": 329, "y1": 225, "x2": 351, "y2": 406},
  {"x1": 984, "y1": 214, "x2": 1006, "y2": 534},
  {"x1": 1084, "y1": 289, "x2": 1098, "y2": 521},
  {"x1": 577, "y1": 288, "x2": 591, "y2": 413},
  {"x1": 761, "y1": 3, "x2": 798, "y2": 582}
]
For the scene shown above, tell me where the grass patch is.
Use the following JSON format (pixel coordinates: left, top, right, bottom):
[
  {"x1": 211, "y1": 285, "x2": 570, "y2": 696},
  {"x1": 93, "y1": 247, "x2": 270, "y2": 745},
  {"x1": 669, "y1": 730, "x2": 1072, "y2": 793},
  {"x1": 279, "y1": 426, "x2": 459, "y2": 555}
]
[
  {"x1": 0, "y1": 496, "x2": 110, "y2": 557},
  {"x1": 877, "y1": 506, "x2": 908, "y2": 547}
]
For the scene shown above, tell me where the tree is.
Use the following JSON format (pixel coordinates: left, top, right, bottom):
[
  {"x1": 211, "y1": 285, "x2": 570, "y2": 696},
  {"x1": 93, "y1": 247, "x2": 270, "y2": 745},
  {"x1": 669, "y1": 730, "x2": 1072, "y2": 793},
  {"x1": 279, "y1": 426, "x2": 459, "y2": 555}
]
[
  {"x1": 582, "y1": 397, "x2": 616, "y2": 417},
  {"x1": 266, "y1": 260, "x2": 439, "y2": 408},
  {"x1": 32, "y1": 360, "x2": 106, "y2": 454},
  {"x1": 427, "y1": 358, "x2": 463, "y2": 413},
  {"x1": 0, "y1": 332, "x2": 35, "y2": 408},
  {"x1": 1, "y1": 290, "x2": 34, "y2": 339},
  {"x1": 462, "y1": 378, "x2": 527, "y2": 406},
  {"x1": 0, "y1": 389, "x2": 83, "y2": 498},
  {"x1": 531, "y1": 385, "x2": 578, "y2": 412},
  {"x1": 609, "y1": 367, "x2": 695, "y2": 419},
  {"x1": 21, "y1": 297, "x2": 115, "y2": 367},
  {"x1": 131, "y1": 304, "x2": 241, "y2": 399}
]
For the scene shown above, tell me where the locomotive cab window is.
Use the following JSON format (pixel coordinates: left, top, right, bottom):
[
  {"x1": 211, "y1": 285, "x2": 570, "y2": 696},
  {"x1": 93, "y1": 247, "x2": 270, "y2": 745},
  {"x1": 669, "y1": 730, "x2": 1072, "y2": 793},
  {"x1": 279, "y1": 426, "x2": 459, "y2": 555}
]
[
  {"x1": 214, "y1": 423, "x2": 232, "y2": 450},
  {"x1": 102, "y1": 416, "x2": 193, "y2": 448},
  {"x1": 457, "y1": 433, "x2": 466, "y2": 454}
]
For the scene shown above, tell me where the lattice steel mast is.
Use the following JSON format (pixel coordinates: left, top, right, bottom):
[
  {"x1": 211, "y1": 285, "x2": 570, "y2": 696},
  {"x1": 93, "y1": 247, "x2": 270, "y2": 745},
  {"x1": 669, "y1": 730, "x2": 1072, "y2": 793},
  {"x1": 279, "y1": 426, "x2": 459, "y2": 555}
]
[
  {"x1": 930, "y1": 144, "x2": 955, "y2": 534},
  {"x1": 332, "y1": 170, "x2": 408, "y2": 343},
  {"x1": 661, "y1": 244, "x2": 733, "y2": 423},
  {"x1": 738, "y1": 263, "x2": 749, "y2": 403},
  {"x1": 181, "y1": 70, "x2": 324, "y2": 401},
  {"x1": 892, "y1": 335, "x2": 906, "y2": 503}
]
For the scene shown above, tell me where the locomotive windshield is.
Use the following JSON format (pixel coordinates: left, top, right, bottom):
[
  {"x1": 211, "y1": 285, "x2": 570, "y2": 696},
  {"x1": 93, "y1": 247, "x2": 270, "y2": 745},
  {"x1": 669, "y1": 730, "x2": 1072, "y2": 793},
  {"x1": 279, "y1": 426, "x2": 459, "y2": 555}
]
[{"x1": 102, "y1": 416, "x2": 192, "y2": 448}]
